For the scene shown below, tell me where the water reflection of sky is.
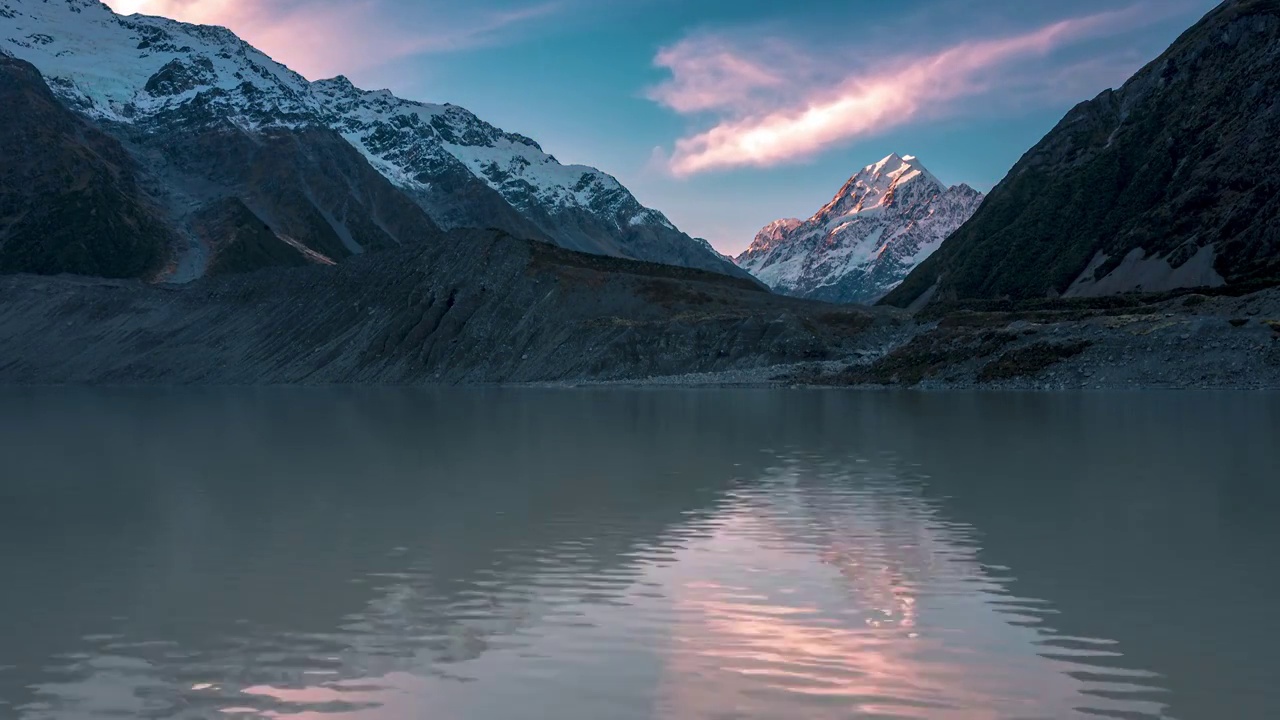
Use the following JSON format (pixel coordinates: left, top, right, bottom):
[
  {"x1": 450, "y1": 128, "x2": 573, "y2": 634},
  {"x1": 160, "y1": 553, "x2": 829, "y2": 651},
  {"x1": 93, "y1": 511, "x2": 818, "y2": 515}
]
[
  {"x1": 16, "y1": 452, "x2": 1173, "y2": 720},
  {"x1": 652, "y1": 460, "x2": 1170, "y2": 719},
  {"x1": 4, "y1": 389, "x2": 1278, "y2": 719}
]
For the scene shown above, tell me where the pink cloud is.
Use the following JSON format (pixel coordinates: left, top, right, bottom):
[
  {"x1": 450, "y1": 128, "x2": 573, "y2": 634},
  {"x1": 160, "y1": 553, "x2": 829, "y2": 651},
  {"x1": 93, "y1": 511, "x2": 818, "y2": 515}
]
[
  {"x1": 647, "y1": 37, "x2": 800, "y2": 115},
  {"x1": 649, "y1": 4, "x2": 1183, "y2": 177},
  {"x1": 647, "y1": 32, "x2": 834, "y2": 119},
  {"x1": 104, "y1": 0, "x2": 563, "y2": 80}
]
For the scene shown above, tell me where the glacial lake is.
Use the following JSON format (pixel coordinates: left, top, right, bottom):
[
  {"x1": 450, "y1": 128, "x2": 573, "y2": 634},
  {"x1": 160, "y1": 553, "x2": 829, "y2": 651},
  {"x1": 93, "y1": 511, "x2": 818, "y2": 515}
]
[{"x1": 0, "y1": 388, "x2": 1277, "y2": 720}]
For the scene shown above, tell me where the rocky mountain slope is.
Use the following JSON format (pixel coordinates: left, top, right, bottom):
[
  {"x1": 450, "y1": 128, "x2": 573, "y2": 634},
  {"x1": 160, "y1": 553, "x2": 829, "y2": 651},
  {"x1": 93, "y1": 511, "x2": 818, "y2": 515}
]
[
  {"x1": 884, "y1": 0, "x2": 1280, "y2": 307},
  {"x1": 0, "y1": 229, "x2": 897, "y2": 384},
  {"x1": 2, "y1": 51, "x2": 448, "y2": 279},
  {"x1": 736, "y1": 154, "x2": 982, "y2": 304},
  {"x1": 141, "y1": 122, "x2": 449, "y2": 279},
  {"x1": 0, "y1": 0, "x2": 742, "y2": 279},
  {"x1": 0, "y1": 55, "x2": 174, "y2": 278}
]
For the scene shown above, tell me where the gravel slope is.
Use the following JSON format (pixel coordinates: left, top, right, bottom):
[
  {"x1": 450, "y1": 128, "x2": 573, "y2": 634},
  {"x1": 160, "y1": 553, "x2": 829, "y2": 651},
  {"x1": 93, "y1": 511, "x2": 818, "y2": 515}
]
[
  {"x1": 2, "y1": 232, "x2": 1276, "y2": 389},
  {"x1": 0, "y1": 230, "x2": 899, "y2": 385}
]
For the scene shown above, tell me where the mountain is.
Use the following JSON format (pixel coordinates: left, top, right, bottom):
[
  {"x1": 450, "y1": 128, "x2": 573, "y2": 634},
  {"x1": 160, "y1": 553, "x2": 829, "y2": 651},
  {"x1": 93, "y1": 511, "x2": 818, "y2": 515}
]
[
  {"x1": 0, "y1": 0, "x2": 744, "y2": 279},
  {"x1": 735, "y1": 154, "x2": 983, "y2": 304},
  {"x1": 884, "y1": 0, "x2": 1280, "y2": 307},
  {"x1": 0, "y1": 54, "x2": 175, "y2": 277},
  {"x1": 1, "y1": 49, "x2": 449, "y2": 279}
]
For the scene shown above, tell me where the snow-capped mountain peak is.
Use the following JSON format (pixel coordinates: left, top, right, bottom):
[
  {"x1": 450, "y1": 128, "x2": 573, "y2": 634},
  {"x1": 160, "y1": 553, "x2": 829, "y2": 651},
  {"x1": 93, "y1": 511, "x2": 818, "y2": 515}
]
[
  {"x1": 0, "y1": 0, "x2": 741, "y2": 278},
  {"x1": 817, "y1": 153, "x2": 946, "y2": 222},
  {"x1": 866, "y1": 153, "x2": 938, "y2": 186},
  {"x1": 736, "y1": 154, "x2": 983, "y2": 304},
  {"x1": 750, "y1": 218, "x2": 803, "y2": 252}
]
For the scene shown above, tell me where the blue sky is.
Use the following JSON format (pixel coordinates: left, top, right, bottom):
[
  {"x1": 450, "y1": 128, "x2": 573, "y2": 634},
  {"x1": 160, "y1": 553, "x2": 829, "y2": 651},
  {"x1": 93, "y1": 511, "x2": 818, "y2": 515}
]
[{"x1": 113, "y1": 0, "x2": 1221, "y2": 254}]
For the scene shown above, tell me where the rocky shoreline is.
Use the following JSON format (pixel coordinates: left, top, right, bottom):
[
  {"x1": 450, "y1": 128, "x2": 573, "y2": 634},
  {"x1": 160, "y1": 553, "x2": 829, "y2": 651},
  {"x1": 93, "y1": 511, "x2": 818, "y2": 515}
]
[
  {"x1": 801, "y1": 288, "x2": 1280, "y2": 391},
  {"x1": 532, "y1": 287, "x2": 1280, "y2": 391}
]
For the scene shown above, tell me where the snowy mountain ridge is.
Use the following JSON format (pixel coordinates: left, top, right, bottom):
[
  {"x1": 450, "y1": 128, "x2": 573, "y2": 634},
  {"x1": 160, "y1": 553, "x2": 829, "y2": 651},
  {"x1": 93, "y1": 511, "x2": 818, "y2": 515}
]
[
  {"x1": 736, "y1": 154, "x2": 984, "y2": 304},
  {"x1": 0, "y1": 0, "x2": 735, "y2": 277}
]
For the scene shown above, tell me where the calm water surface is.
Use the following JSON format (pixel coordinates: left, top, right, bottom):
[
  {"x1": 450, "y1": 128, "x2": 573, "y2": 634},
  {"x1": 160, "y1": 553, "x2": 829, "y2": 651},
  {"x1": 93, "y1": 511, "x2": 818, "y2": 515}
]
[{"x1": 0, "y1": 389, "x2": 1277, "y2": 719}]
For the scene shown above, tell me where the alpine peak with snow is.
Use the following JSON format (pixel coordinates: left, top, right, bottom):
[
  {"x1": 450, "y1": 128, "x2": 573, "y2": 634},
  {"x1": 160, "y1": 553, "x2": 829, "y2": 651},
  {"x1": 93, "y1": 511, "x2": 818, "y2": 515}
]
[
  {"x1": 0, "y1": 0, "x2": 744, "y2": 280},
  {"x1": 736, "y1": 153, "x2": 983, "y2": 304}
]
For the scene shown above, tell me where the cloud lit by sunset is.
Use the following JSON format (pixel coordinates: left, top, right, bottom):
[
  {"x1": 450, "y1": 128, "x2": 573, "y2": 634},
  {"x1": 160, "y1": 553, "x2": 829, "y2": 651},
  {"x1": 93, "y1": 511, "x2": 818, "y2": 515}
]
[
  {"x1": 103, "y1": 0, "x2": 563, "y2": 80},
  {"x1": 650, "y1": 4, "x2": 1185, "y2": 176}
]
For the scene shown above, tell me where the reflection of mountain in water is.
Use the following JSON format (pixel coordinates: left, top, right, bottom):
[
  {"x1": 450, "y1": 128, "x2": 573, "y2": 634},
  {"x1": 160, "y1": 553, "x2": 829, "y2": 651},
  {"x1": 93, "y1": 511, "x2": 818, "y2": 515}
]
[{"x1": 0, "y1": 390, "x2": 1276, "y2": 718}]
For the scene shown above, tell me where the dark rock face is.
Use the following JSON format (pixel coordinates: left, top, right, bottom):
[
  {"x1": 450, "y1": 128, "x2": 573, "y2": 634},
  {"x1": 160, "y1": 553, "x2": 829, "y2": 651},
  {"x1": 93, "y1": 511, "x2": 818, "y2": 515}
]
[
  {"x1": 0, "y1": 56, "x2": 173, "y2": 278},
  {"x1": 400, "y1": 164, "x2": 555, "y2": 244},
  {"x1": 885, "y1": 0, "x2": 1280, "y2": 306},
  {"x1": 143, "y1": 56, "x2": 216, "y2": 96},
  {"x1": 191, "y1": 198, "x2": 309, "y2": 276},
  {"x1": 132, "y1": 123, "x2": 446, "y2": 277}
]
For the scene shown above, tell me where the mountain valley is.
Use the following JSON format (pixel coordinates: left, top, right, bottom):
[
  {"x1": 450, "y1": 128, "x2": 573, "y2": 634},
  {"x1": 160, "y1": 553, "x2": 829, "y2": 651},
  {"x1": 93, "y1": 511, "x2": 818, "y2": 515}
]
[{"x1": 0, "y1": 0, "x2": 1278, "y2": 389}]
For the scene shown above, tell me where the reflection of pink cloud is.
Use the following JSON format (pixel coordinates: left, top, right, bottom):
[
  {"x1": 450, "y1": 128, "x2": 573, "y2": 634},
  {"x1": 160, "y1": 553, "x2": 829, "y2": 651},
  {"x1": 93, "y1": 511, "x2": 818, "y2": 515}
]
[
  {"x1": 104, "y1": 0, "x2": 562, "y2": 80},
  {"x1": 654, "y1": 511, "x2": 1169, "y2": 720},
  {"x1": 649, "y1": 5, "x2": 1178, "y2": 176}
]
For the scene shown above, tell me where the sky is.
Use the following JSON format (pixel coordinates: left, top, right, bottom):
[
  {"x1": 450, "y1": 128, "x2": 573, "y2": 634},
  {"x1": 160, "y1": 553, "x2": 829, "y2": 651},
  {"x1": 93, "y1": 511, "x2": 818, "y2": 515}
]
[{"x1": 106, "y1": 0, "x2": 1221, "y2": 255}]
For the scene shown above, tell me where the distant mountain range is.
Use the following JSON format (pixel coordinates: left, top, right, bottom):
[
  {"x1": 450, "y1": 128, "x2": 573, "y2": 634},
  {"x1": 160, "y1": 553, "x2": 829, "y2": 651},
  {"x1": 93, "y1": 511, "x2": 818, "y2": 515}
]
[
  {"x1": 884, "y1": 0, "x2": 1280, "y2": 307},
  {"x1": 0, "y1": 0, "x2": 746, "y2": 280},
  {"x1": 736, "y1": 154, "x2": 983, "y2": 304}
]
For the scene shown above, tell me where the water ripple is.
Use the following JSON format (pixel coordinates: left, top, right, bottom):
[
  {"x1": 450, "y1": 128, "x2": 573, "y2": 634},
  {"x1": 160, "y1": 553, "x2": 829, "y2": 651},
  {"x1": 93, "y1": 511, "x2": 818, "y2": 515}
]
[{"x1": 5, "y1": 389, "x2": 1276, "y2": 718}]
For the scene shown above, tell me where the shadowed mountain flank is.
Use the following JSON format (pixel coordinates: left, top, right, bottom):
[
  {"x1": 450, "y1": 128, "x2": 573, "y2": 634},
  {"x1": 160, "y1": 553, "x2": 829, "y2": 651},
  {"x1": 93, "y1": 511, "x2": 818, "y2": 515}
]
[
  {"x1": 0, "y1": 55, "x2": 173, "y2": 278},
  {"x1": 885, "y1": 0, "x2": 1280, "y2": 306}
]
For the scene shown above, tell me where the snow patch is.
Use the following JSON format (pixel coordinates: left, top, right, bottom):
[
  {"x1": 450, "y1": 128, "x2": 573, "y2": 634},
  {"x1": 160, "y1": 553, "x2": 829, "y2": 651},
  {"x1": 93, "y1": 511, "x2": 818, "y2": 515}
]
[{"x1": 1064, "y1": 245, "x2": 1225, "y2": 297}]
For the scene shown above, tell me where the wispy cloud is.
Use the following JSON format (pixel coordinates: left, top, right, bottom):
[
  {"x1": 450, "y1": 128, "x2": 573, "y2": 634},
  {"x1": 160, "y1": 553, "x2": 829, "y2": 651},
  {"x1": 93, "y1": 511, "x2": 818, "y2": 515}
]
[
  {"x1": 648, "y1": 36, "x2": 800, "y2": 115},
  {"x1": 104, "y1": 0, "x2": 564, "y2": 80},
  {"x1": 648, "y1": 3, "x2": 1188, "y2": 177}
]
